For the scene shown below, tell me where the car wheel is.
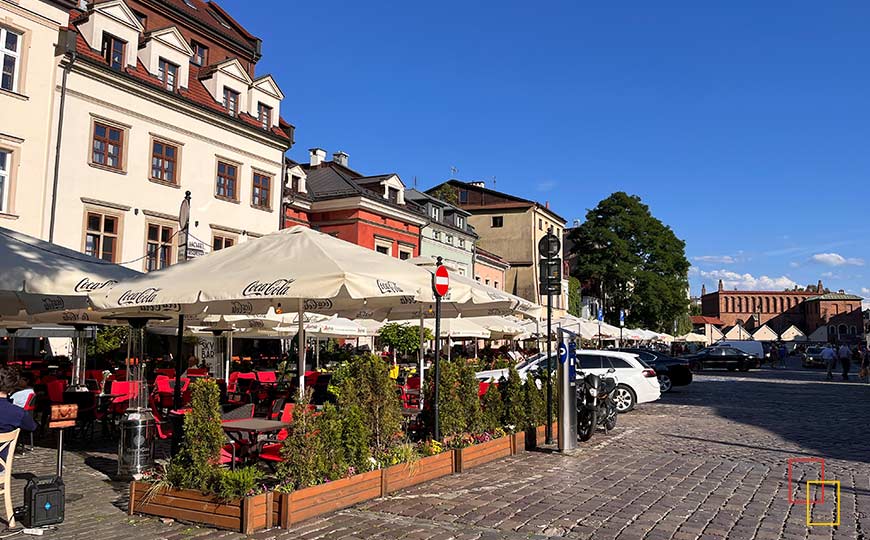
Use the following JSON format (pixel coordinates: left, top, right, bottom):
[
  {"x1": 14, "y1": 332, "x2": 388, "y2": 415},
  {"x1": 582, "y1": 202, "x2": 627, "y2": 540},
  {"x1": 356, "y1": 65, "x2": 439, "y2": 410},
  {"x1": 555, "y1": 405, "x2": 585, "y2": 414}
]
[
  {"x1": 613, "y1": 385, "x2": 636, "y2": 413},
  {"x1": 657, "y1": 373, "x2": 673, "y2": 393}
]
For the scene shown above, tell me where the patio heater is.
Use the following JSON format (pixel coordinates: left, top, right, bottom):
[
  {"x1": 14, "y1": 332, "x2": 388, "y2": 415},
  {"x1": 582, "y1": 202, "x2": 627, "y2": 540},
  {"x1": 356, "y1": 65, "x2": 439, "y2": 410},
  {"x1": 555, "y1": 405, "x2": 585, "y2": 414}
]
[
  {"x1": 117, "y1": 318, "x2": 157, "y2": 479},
  {"x1": 67, "y1": 323, "x2": 91, "y2": 392}
]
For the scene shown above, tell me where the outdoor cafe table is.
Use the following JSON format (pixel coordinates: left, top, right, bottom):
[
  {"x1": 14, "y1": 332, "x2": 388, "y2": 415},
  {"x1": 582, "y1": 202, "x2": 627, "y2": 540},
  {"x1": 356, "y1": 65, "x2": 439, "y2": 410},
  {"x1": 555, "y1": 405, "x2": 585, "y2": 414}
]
[{"x1": 222, "y1": 418, "x2": 290, "y2": 468}]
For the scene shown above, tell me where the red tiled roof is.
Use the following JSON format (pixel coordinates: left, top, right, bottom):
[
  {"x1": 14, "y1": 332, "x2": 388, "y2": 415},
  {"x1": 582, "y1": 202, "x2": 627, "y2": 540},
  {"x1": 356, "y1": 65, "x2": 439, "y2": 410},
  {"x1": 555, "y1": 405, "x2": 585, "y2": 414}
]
[
  {"x1": 159, "y1": 0, "x2": 257, "y2": 52},
  {"x1": 70, "y1": 16, "x2": 292, "y2": 145},
  {"x1": 691, "y1": 316, "x2": 724, "y2": 326}
]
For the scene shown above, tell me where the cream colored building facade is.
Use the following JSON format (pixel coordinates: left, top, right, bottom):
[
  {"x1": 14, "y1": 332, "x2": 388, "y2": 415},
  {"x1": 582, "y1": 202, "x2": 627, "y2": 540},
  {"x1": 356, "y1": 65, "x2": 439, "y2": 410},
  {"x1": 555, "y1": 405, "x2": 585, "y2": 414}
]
[
  {"x1": 428, "y1": 180, "x2": 568, "y2": 317},
  {"x1": 37, "y1": 1, "x2": 291, "y2": 270},
  {"x1": 0, "y1": 0, "x2": 71, "y2": 236}
]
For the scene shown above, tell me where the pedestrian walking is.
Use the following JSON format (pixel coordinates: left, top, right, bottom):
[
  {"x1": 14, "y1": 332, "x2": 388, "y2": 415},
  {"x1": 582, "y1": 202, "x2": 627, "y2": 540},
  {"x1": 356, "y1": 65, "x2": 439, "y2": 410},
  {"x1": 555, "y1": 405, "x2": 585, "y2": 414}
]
[
  {"x1": 779, "y1": 343, "x2": 787, "y2": 368},
  {"x1": 822, "y1": 344, "x2": 836, "y2": 380},
  {"x1": 838, "y1": 343, "x2": 851, "y2": 380},
  {"x1": 860, "y1": 345, "x2": 870, "y2": 383},
  {"x1": 769, "y1": 344, "x2": 779, "y2": 369}
]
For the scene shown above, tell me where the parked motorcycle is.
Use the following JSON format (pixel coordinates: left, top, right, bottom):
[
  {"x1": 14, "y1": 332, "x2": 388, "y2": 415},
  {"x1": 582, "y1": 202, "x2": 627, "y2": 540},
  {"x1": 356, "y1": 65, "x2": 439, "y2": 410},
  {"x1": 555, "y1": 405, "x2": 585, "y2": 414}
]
[{"x1": 576, "y1": 368, "x2": 618, "y2": 441}]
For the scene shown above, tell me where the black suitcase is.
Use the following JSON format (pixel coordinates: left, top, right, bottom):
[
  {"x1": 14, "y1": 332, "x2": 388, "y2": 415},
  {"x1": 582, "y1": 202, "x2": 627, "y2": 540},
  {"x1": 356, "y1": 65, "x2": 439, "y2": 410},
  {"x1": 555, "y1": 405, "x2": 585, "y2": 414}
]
[{"x1": 23, "y1": 476, "x2": 65, "y2": 527}]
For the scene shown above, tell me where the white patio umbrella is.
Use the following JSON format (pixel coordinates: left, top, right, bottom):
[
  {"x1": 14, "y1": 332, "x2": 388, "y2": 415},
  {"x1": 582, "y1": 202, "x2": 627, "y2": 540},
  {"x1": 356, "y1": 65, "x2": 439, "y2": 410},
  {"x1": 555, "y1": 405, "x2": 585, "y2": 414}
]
[
  {"x1": 466, "y1": 316, "x2": 527, "y2": 339},
  {"x1": 675, "y1": 332, "x2": 707, "y2": 343},
  {"x1": 0, "y1": 226, "x2": 139, "y2": 316},
  {"x1": 90, "y1": 226, "x2": 436, "y2": 394}
]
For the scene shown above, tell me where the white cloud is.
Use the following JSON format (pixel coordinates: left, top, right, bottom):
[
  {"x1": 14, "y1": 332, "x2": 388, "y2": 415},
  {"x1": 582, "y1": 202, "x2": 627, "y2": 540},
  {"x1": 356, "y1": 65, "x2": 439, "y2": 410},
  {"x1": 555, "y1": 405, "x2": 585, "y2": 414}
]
[
  {"x1": 810, "y1": 253, "x2": 864, "y2": 267},
  {"x1": 789, "y1": 261, "x2": 801, "y2": 268},
  {"x1": 699, "y1": 269, "x2": 797, "y2": 291},
  {"x1": 693, "y1": 255, "x2": 736, "y2": 264},
  {"x1": 861, "y1": 287, "x2": 870, "y2": 295}
]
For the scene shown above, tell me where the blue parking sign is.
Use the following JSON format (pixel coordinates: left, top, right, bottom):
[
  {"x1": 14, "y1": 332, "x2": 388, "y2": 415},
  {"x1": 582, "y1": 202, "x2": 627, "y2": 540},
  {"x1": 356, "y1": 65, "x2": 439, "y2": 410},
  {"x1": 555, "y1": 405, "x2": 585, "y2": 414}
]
[
  {"x1": 558, "y1": 342, "x2": 568, "y2": 364},
  {"x1": 598, "y1": 308, "x2": 603, "y2": 321}
]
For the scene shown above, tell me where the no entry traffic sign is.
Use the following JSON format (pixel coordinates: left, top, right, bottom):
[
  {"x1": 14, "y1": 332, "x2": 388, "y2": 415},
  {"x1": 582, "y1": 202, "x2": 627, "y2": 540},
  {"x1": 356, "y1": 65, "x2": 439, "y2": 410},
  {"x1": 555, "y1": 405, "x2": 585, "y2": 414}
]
[{"x1": 434, "y1": 265, "x2": 450, "y2": 297}]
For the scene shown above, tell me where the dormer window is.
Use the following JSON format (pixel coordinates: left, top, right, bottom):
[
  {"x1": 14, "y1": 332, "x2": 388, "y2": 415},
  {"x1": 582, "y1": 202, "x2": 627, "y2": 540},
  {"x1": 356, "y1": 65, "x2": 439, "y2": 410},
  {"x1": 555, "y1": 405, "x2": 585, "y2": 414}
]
[
  {"x1": 223, "y1": 87, "x2": 239, "y2": 116},
  {"x1": 431, "y1": 206, "x2": 440, "y2": 221},
  {"x1": 257, "y1": 102, "x2": 272, "y2": 129},
  {"x1": 388, "y1": 187, "x2": 399, "y2": 204},
  {"x1": 191, "y1": 41, "x2": 208, "y2": 66},
  {"x1": 158, "y1": 58, "x2": 179, "y2": 91},
  {"x1": 457, "y1": 216, "x2": 465, "y2": 228},
  {"x1": 101, "y1": 33, "x2": 126, "y2": 70}
]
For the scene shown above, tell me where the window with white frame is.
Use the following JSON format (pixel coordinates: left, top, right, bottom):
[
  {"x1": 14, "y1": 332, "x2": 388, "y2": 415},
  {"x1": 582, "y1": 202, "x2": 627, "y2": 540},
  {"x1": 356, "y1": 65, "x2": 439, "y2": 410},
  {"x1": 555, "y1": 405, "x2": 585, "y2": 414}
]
[
  {"x1": 1, "y1": 27, "x2": 21, "y2": 93},
  {"x1": 446, "y1": 234, "x2": 453, "y2": 245},
  {"x1": 158, "y1": 58, "x2": 179, "y2": 91},
  {"x1": 431, "y1": 206, "x2": 440, "y2": 221},
  {"x1": 459, "y1": 238, "x2": 465, "y2": 248},
  {"x1": 0, "y1": 150, "x2": 9, "y2": 212},
  {"x1": 457, "y1": 216, "x2": 465, "y2": 228},
  {"x1": 433, "y1": 230, "x2": 441, "y2": 241},
  {"x1": 374, "y1": 238, "x2": 392, "y2": 256}
]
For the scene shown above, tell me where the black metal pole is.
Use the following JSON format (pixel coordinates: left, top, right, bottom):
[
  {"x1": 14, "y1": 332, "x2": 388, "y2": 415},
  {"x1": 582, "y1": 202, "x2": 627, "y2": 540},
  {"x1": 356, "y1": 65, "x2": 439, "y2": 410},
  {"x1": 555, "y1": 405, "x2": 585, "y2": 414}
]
[
  {"x1": 433, "y1": 257, "x2": 443, "y2": 441},
  {"x1": 545, "y1": 228, "x2": 553, "y2": 445},
  {"x1": 171, "y1": 191, "x2": 191, "y2": 455}
]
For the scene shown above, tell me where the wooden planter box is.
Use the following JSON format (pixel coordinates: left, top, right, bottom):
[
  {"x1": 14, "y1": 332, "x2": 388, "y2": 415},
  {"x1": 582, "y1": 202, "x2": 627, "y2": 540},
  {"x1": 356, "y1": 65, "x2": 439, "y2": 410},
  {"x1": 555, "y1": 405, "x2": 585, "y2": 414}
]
[
  {"x1": 510, "y1": 431, "x2": 525, "y2": 455},
  {"x1": 382, "y1": 451, "x2": 455, "y2": 494},
  {"x1": 276, "y1": 469, "x2": 382, "y2": 528},
  {"x1": 454, "y1": 436, "x2": 512, "y2": 473},
  {"x1": 129, "y1": 481, "x2": 273, "y2": 534}
]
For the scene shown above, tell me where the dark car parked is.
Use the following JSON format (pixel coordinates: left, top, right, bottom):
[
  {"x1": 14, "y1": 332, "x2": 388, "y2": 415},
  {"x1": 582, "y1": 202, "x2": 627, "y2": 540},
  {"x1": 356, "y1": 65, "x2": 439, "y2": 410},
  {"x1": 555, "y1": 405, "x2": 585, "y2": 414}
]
[
  {"x1": 684, "y1": 346, "x2": 760, "y2": 372},
  {"x1": 617, "y1": 348, "x2": 693, "y2": 392}
]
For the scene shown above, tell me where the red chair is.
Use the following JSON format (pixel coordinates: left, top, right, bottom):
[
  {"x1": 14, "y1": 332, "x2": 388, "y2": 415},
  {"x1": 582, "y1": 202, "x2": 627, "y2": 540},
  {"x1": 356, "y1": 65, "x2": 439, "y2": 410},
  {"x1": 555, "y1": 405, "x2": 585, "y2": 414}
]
[
  {"x1": 154, "y1": 368, "x2": 175, "y2": 378},
  {"x1": 22, "y1": 392, "x2": 37, "y2": 450},
  {"x1": 46, "y1": 380, "x2": 67, "y2": 404},
  {"x1": 148, "y1": 394, "x2": 173, "y2": 440},
  {"x1": 256, "y1": 371, "x2": 277, "y2": 385},
  {"x1": 259, "y1": 403, "x2": 301, "y2": 463}
]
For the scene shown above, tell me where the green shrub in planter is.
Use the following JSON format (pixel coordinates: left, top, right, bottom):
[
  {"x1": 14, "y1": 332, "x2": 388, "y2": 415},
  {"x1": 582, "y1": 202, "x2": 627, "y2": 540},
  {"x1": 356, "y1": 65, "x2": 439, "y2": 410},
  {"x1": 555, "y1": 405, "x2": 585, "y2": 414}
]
[
  {"x1": 481, "y1": 382, "x2": 504, "y2": 432},
  {"x1": 501, "y1": 366, "x2": 525, "y2": 430},
  {"x1": 278, "y1": 390, "x2": 326, "y2": 489},
  {"x1": 337, "y1": 354, "x2": 402, "y2": 458},
  {"x1": 165, "y1": 378, "x2": 224, "y2": 493},
  {"x1": 457, "y1": 359, "x2": 483, "y2": 435},
  {"x1": 523, "y1": 376, "x2": 545, "y2": 430}
]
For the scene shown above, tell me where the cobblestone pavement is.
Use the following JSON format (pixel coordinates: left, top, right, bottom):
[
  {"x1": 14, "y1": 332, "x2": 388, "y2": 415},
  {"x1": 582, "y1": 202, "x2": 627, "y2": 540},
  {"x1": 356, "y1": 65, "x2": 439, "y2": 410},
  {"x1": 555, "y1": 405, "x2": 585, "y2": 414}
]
[{"x1": 9, "y1": 358, "x2": 869, "y2": 539}]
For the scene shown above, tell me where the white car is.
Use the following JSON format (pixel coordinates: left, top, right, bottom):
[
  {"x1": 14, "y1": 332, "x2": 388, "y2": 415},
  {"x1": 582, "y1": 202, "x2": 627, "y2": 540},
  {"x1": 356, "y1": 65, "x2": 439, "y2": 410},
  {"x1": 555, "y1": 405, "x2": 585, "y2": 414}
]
[{"x1": 475, "y1": 350, "x2": 660, "y2": 414}]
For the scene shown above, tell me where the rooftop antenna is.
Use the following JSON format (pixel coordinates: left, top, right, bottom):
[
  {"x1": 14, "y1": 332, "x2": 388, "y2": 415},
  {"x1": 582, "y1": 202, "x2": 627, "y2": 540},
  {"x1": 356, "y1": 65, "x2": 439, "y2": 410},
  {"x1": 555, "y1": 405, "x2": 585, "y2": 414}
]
[
  {"x1": 492, "y1": 176, "x2": 496, "y2": 189},
  {"x1": 413, "y1": 175, "x2": 417, "y2": 187},
  {"x1": 450, "y1": 166, "x2": 458, "y2": 176}
]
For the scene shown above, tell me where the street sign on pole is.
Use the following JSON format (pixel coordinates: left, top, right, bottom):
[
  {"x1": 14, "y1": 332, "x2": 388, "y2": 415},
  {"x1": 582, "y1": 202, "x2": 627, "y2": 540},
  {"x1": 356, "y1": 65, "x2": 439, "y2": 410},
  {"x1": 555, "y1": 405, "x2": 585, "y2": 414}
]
[
  {"x1": 558, "y1": 341, "x2": 568, "y2": 364},
  {"x1": 598, "y1": 308, "x2": 603, "y2": 322},
  {"x1": 434, "y1": 265, "x2": 450, "y2": 297},
  {"x1": 619, "y1": 309, "x2": 625, "y2": 327}
]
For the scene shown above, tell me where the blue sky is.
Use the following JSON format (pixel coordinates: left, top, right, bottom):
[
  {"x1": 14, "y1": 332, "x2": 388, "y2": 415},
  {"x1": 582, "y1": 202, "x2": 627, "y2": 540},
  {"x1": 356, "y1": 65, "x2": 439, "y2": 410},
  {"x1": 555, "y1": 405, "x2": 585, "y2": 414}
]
[{"x1": 222, "y1": 0, "x2": 870, "y2": 300}]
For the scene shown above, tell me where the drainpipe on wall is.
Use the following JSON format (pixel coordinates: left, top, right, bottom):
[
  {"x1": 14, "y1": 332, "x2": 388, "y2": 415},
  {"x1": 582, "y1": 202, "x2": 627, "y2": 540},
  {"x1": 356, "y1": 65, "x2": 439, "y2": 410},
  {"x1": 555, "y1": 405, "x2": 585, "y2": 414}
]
[
  {"x1": 48, "y1": 29, "x2": 77, "y2": 243},
  {"x1": 278, "y1": 158, "x2": 287, "y2": 231}
]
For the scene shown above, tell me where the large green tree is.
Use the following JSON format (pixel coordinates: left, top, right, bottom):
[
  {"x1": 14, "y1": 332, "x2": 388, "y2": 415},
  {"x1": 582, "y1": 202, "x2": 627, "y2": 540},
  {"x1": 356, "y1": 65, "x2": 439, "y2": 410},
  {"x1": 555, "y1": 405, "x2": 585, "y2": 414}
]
[{"x1": 568, "y1": 192, "x2": 689, "y2": 332}]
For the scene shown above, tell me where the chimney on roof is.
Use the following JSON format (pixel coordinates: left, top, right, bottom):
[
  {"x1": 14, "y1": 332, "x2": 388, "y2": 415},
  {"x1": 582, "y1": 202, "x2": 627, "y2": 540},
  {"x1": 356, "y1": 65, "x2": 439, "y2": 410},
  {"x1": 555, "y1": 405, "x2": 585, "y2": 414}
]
[
  {"x1": 469, "y1": 181, "x2": 485, "y2": 188},
  {"x1": 545, "y1": 201, "x2": 550, "y2": 209},
  {"x1": 333, "y1": 151, "x2": 349, "y2": 167},
  {"x1": 817, "y1": 279, "x2": 823, "y2": 292},
  {"x1": 309, "y1": 148, "x2": 326, "y2": 167},
  {"x1": 718, "y1": 279, "x2": 724, "y2": 292},
  {"x1": 701, "y1": 284, "x2": 707, "y2": 296}
]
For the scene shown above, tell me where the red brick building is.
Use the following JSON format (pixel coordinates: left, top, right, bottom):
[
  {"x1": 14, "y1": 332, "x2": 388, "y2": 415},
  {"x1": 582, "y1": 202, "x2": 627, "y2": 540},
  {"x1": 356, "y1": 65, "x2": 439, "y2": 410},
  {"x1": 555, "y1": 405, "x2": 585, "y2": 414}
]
[
  {"x1": 284, "y1": 149, "x2": 425, "y2": 258},
  {"x1": 700, "y1": 279, "x2": 863, "y2": 342}
]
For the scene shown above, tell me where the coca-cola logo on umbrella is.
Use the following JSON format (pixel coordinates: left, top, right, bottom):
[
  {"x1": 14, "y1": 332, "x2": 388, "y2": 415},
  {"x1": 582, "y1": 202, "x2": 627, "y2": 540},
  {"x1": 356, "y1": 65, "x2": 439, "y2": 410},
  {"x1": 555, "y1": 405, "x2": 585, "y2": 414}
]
[
  {"x1": 242, "y1": 279, "x2": 294, "y2": 297},
  {"x1": 74, "y1": 277, "x2": 118, "y2": 293},
  {"x1": 117, "y1": 288, "x2": 161, "y2": 306}
]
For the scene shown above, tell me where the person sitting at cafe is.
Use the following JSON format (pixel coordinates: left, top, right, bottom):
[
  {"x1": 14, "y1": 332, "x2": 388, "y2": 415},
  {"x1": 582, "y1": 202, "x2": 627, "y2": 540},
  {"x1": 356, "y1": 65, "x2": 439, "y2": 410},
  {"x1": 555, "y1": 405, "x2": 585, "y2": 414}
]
[
  {"x1": 10, "y1": 372, "x2": 34, "y2": 409},
  {"x1": 0, "y1": 366, "x2": 37, "y2": 434}
]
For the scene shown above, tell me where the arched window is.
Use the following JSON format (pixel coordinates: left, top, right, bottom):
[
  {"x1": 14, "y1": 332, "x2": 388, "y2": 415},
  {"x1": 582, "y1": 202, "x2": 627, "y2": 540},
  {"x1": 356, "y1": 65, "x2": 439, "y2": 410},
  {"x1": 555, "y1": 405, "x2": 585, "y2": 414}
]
[
  {"x1": 850, "y1": 326, "x2": 857, "y2": 335},
  {"x1": 737, "y1": 297, "x2": 742, "y2": 311},
  {"x1": 765, "y1": 297, "x2": 770, "y2": 313},
  {"x1": 838, "y1": 324, "x2": 847, "y2": 336},
  {"x1": 829, "y1": 325, "x2": 836, "y2": 336}
]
